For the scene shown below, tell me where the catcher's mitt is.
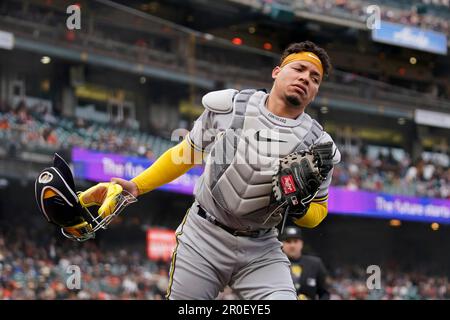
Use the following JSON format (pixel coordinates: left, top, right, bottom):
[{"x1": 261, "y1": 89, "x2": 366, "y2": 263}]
[
  {"x1": 272, "y1": 141, "x2": 335, "y2": 218},
  {"x1": 272, "y1": 150, "x2": 324, "y2": 219}
]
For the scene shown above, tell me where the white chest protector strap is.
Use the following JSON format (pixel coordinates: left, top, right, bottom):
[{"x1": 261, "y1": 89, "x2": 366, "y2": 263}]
[{"x1": 230, "y1": 89, "x2": 257, "y2": 130}]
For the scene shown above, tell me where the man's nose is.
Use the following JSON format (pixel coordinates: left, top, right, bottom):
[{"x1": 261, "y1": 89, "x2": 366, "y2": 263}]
[{"x1": 299, "y1": 73, "x2": 309, "y2": 86}]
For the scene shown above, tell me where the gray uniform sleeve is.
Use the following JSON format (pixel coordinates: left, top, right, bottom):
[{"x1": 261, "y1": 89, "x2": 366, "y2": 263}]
[
  {"x1": 186, "y1": 109, "x2": 233, "y2": 153},
  {"x1": 313, "y1": 132, "x2": 340, "y2": 202}
]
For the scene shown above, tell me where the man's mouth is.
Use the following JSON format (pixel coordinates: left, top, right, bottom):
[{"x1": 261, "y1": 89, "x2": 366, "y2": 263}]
[{"x1": 292, "y1": 84, "x2": 307, "y2": 96}]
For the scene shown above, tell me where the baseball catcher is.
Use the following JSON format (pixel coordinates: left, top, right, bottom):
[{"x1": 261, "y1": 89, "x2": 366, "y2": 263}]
[{"x1": 34, "y1": 41, "x2": 341, "y2": 300}]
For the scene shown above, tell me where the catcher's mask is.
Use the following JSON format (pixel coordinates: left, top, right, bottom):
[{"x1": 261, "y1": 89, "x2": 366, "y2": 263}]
[{"x1": 35, "y1": 153, "x2": 136, "y2": 242}]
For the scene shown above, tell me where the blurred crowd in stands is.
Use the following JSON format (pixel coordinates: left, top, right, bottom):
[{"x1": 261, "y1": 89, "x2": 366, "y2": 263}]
[
  {"x1": 329, "y1": 265, "x2": 450, "y2": 300},
  {"x1": 3, "y1": 0, "x2": 450, "y2": 37},
  {"x1": 332, "y1": 147, "x2": 449, "y2": 199},
  {"x1": 1, "y1": 227, "x2": 449, "y2": 300},
  {"x1": 292, "y1": 0, "x2": 450, "y2": 35},
  {"x1": 3, "y1": 0, "x2": 450, "y2": 103},
  {"x1": 0, "y1": 99, "x2": 166, "y2": 159},
  {"x1": 0, "y1": 227, "x2": 169, "y2": 300}
]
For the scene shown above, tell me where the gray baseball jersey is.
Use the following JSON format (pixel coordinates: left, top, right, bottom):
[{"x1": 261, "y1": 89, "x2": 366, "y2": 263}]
[
  {"x1": 166, "y1": 89, "x2": 340, "y2": 300},
  {"x1": 188, "y1": 89, "x2": 340, "y2": 230}
]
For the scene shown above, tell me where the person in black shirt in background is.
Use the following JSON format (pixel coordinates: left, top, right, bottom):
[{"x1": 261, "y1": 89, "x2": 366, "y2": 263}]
[{"x1": 280, "y1": 226, "x2": 330, "y2": 300}]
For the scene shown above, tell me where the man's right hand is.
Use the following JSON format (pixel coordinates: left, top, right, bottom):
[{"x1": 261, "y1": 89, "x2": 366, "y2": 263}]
[
  {"x1": 78, "y1": 182, "x2": 124, "y2": 218},
  {"x1": 110, "y1": 177, "x2": 140, "y2": 198},
  {"x1": 78, "y1": 179, "x2": 139, "y2": 218}
]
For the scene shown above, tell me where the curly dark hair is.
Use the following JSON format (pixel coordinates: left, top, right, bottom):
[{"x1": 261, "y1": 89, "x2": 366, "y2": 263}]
[{"x1": 279, "y1": 41, "x2": 332, "y2": 78}]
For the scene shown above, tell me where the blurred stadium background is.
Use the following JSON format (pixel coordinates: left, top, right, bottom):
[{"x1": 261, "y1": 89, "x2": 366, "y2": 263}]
[{"x1": 0, "y1": 0, "x2": 449, "y2": 300}]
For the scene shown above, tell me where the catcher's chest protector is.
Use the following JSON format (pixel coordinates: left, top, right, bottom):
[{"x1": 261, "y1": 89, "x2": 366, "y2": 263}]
[{"x1": 201, "y1": 89, "x2": 323, "y2": 226}]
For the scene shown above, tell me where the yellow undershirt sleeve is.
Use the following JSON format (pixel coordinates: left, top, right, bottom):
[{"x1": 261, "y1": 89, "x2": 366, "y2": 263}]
[
  {"x1": 131, "y1": 138, "x2": 203, "y2": 195},
  {"x1": 293, "y1": 201, "x2": 328, "y2": 228}
]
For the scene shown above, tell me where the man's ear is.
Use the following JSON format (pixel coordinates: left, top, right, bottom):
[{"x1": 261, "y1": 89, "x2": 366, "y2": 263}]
[{"x1": 272, "y1": 66, "x2": 281, "y2": 80}]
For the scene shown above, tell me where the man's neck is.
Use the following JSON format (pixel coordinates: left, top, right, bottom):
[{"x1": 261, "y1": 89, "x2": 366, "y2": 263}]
[{"x1": 266, "y1": 93, "x2": 304, "y2": 120}]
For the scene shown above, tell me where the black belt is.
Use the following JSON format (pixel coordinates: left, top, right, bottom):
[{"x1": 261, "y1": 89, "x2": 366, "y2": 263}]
[{"x1": 196, "y1": 205, "x2": 270, "y2": 238}]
